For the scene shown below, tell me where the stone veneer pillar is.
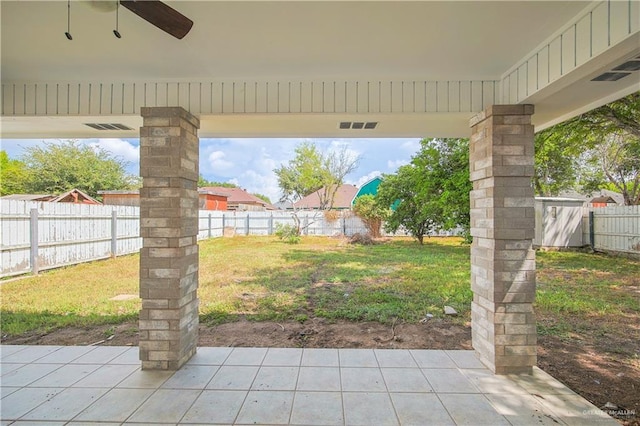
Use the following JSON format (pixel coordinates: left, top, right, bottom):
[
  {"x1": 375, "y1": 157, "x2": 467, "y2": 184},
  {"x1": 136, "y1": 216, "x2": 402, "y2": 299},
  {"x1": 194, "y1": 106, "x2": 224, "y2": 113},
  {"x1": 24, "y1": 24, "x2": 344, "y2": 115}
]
[
  {"x1": 469, "y1": 105, "x2": 536, "y2": 375},
  {"x1": 139, "y1": 107, "x2": 200, "y2": 370}
]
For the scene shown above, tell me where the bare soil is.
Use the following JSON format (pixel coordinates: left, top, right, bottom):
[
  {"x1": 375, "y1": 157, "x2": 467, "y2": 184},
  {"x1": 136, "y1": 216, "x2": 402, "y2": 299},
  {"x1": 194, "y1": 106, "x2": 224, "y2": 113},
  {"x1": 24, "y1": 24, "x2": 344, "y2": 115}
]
[{"x1": 3, "y1": 317, "x2": 637, "y2": 425}]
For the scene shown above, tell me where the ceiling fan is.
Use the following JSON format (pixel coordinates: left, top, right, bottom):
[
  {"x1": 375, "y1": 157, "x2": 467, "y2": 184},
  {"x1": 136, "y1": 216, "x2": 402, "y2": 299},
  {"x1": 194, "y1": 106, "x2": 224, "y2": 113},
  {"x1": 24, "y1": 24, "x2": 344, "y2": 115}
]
[{"x1": 85, "y1": 0, "x2": 193, "y2": 39}]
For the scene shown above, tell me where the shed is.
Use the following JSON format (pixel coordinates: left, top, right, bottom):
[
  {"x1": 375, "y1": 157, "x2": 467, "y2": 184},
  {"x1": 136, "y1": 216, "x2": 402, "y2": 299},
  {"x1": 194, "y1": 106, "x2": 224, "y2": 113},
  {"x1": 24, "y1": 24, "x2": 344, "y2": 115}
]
[
  {"x1": 534, "y1": 197, "x2": 585, "y2": 248},
  {"x1": 198, "y1": 190, "x2": 228, "y2": 211}
]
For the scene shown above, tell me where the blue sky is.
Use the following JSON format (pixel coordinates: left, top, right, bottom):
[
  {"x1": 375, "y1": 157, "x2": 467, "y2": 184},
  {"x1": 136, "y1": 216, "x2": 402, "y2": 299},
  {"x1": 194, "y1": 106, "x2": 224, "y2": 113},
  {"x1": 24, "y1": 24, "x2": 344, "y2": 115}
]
[{"x1": 0, "y1": 138, "x2": 421, "y2": 203}]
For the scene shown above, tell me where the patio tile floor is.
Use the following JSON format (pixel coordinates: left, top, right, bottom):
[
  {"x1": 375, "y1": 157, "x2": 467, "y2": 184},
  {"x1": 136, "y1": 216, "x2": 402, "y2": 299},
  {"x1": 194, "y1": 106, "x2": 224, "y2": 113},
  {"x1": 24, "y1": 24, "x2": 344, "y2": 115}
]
[{"x1": 1, "y1": 345, "x2": 617, "y2": 425}]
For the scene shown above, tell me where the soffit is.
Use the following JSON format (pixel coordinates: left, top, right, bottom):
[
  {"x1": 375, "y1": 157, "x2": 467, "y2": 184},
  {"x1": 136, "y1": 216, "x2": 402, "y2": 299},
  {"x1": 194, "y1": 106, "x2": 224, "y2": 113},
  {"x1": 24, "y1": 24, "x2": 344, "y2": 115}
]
[{"x1": 1, "y1": 1, "x2": 589, "y2": 82}]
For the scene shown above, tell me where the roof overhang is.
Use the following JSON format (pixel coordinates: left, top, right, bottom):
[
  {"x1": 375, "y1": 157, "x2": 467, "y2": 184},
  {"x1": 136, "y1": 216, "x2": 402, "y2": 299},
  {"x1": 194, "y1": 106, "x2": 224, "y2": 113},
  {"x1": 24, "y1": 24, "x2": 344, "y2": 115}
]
[{"x1": 2, "y1": 1, "x2": 639, "y2": 139}]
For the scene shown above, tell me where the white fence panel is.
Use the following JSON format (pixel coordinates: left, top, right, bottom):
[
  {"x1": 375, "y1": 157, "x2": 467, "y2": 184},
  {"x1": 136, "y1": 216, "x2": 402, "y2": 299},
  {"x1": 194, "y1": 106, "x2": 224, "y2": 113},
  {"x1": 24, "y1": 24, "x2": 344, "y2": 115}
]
[
  {"x1": 8, "y1": 199, "x2": 598, "y2": 277},
  {"x1": 1, "y1": 200, "x2": 32, "y2": 276},
  {"x1": 592, "y1": 205, "x2": 640, "y2": 255},
  {"x1": 36, "y1": 202, "x2": 112, "y2": 269},
  {"x1": 0, "y1": 200, "x2": 143, "y2": 278},
  {"x1": 115, "y1": 205, "x2": 142, "y2": 255}
]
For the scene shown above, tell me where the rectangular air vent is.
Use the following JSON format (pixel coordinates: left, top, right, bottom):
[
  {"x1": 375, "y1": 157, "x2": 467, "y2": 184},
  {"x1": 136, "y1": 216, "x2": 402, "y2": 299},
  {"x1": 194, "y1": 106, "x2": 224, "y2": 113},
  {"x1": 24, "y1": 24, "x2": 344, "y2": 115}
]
[
  {"x1": 85, "y1": 123, "x2": 133, "y2": 131},
  {"x1": 613, "y1": 60, "x2": 640, "y2": 72},
  {"x1": 591, "y1": 72, "x2": 630, "y2": 82},
  {"x1": 338, "y1": 121, "x2": 378, "y2": 130}
]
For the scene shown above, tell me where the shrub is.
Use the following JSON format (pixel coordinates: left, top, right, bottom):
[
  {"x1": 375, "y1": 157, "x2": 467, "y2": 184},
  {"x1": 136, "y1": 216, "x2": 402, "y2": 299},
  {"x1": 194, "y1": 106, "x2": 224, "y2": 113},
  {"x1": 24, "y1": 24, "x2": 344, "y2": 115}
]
[
  {"x1": 323, "y1": 210, "x2": 341, "y2": 222},
  {"x1": 353, "y1": 194, "x2": 389, "y2": 238},
  {"x1": 275, "y1": 223, "x2": 301, "y2": 244}
]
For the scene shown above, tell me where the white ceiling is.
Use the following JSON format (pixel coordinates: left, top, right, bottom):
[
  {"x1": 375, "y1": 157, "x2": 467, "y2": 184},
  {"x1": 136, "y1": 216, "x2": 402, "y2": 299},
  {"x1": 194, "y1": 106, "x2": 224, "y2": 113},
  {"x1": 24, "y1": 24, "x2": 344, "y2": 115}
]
[
  {"x1": 1, "y1": 1, "x2": 638, "y2": 138},
  {"x1": 1, "y1": 1, "x2": 588, "y2": 82}
]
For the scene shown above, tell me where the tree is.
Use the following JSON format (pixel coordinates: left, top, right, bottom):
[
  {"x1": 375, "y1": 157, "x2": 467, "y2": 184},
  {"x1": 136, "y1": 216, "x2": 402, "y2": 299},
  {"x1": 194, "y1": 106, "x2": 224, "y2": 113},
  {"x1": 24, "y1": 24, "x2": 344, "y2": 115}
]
[
  {"x1": 20, "y1": 140, "x2": 137, "y2": 199},
  {"x1": 533, "y1": 92, "x2": 640, "y2": 204},
  {"x1": 377, "y1": 138, "x2": 472, "y2": 244},
  {"x1": 252, "y1": 193, "x2": 272, "y2": 204},
  {"x1": 533, "y1": 127, "x2": 583, "y2": 197},
  {"x1": 198, "y1": 175, "x2": 238, "y2": 188},
  {"x1": 353, "y1": 194, "x2": 388, "y2": 238},
  {"x1": 274, "y1": 141, "x2": 360, "y2": 232},
  {"x1": 0, "y1": 150, "x2": 30, "y2": 195}
]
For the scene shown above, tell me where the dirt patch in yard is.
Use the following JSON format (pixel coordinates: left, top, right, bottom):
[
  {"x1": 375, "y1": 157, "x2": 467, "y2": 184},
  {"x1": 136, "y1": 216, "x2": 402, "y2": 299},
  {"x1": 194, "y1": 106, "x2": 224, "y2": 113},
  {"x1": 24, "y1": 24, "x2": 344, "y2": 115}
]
[{"x1": 3, "y1": 317, "x2": 638, "y2": 425}]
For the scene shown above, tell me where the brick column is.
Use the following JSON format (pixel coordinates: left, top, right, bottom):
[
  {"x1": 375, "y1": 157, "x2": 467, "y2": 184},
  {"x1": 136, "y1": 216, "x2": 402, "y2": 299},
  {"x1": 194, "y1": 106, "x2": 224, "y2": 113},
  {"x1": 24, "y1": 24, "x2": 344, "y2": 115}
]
[
  {"x1": 139, "y1": 107, "x2": 200, "y2": 370},
  {"x1": 469, "y1": 105, "x2": 536, "y2": 375}
]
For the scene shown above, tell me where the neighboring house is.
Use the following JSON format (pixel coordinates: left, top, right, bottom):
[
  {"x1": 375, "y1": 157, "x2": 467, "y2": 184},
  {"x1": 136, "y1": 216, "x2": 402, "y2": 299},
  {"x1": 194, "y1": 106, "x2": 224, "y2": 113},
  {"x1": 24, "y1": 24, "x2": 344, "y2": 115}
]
[
  {"x1": 1, "y1": 188, "x2": 100, "y2": 204},
  {"x1": 97, "y1": 190, "x2": 140, "y2": 206},
  {"x1": 0, "y1": 194, "x2": 55, "y2": 202},
  {"x1": 590, "y1": 196, "x2": 617, "y2": 207},
  {"x1": 199, "y1": 187, "x2": 276, "y2": 211},
  {"x1": 558, "y1": 189, "x2": 624, "y2": 206},
  {"x1": 99, "y1": 189, "x2": 229, "y2": 211},
  {"x1": 273, "y1": 201, "x2": 292, "y2": 210},
  {"x1": 351, "y1": 176, "x2": 382, "y2": 207},
  {"x1": 293, "y1": 184, "x2": 358, "y2": 210}
]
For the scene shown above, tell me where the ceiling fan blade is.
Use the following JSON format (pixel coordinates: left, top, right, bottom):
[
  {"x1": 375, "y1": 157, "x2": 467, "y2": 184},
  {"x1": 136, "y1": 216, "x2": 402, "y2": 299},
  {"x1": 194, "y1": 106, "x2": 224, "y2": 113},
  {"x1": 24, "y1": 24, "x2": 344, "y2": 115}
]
[{"x1": 120, "y1": 0, "x2": 193, "y2": 39}]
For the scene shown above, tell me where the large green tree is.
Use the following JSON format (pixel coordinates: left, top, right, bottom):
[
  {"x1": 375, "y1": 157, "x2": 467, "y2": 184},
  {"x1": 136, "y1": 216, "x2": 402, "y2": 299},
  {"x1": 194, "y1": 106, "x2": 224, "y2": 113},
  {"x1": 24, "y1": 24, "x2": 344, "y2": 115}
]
[
  {"x1": 377, "y1": 138, "x2": 471, "y2": 244},
  {"x1": 274, "y1": 141, "x2": 360, "y2": 210},
  {"x1": 0, "y1": 150, "x2": 30, "y2": 195},
  {"x1": 20, "y1": 140, "x2": 137, "y2": 199},
  {"x1": 534, "y1": 92, "x2": 640, "y2": 204}
]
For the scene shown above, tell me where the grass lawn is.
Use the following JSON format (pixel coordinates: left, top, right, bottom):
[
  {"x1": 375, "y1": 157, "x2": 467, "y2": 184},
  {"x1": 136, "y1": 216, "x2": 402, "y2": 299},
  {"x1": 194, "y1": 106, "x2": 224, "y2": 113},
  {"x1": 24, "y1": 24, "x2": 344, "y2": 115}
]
[{"x1": 1, "y1": 236, "x2": 638, "y2": 340}]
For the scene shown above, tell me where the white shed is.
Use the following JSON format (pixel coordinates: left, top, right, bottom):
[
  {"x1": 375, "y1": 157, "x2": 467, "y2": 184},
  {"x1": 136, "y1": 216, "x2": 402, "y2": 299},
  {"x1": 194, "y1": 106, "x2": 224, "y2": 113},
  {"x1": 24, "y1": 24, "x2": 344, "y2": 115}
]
[{"x1": 534, "y1": 197, "x2": 586, "y2": 248}]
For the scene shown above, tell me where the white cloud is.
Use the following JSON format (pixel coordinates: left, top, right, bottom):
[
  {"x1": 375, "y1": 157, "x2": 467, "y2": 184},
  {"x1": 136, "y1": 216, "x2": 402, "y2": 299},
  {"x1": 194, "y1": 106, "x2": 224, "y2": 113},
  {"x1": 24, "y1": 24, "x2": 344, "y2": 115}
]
[
  {"x1": 401, "y1": 139, "x2": 421, "y2": 153},
  {"x1": 387, "y1": 159, "x2": 409, "y2": 170},
  {"x1": 92, "y1": 138, "x2": 139, "y2": 162},
  {"x1": 234, "y1": 168, "x2": 282, "y2": 203},
  {"x1": 328, "y1": 140, "x2": 361, "y2": 164},
  {"x1": 207, "y1": 150, "x2": 234, "y2": 171}
]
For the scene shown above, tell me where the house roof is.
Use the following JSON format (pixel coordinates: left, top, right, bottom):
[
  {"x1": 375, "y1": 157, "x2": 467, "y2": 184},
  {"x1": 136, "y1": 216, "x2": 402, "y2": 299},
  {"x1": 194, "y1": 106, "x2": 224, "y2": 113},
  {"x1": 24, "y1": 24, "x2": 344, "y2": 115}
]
[
  {"x1": 0, "y1": 193, "x2": 53, "y2": 201},
  {"x1": 98, "y1": 189, "x2": 229, "y2": 198},
  {"x1": 590, "y1": 196, "x2": 617, "y2": 204},
  {"x1": 558, "y1": 189, "x2": 624, "y2": 205},
  {"x1": 200, "y1": 187, "x2": 275, "y2": 209},
  {"x1": 98, "y1": 190, "x2": 140, "y2": 195},
  {"x1": 1, "y1": 189, "x2": 100, "y2": 204},
  {"x1": 294, "y1": 184, "x2": 358, "y2": 209},
  {"x1": 50, "y1": 188, "x2": 101, "y2": 204}
]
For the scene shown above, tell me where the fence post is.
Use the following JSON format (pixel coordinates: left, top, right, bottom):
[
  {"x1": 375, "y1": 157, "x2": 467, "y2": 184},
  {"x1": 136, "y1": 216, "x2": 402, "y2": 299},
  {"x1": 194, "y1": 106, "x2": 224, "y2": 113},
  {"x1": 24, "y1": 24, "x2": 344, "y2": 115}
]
[
  {"x1": 589, "y1": 210, "x2": 595, "y2": 251},
  {"x1": 208, "y1": 213, "x2": 212, "y2": 239},
  {"x1": 303, "y1": 215, "x2": 309, "y2": 235},
  {"x1": 342, "y1": 215, "x2": 347, "y2": 235},
  {"x1": 111, "y1": 210, "x2": 118, "y2": 258},
  {"x1": 268, "y1": 213, "x2": 273, "y2": 235},
  {"x1": 245, "y1": 214, "x2": 250, "y2": 235},
  {"x1": 29, "y1": 208, "x2": 39, "y2": 275},
  {"x1": 222, "y1": 213, "x2": 226, "y2": 229}
]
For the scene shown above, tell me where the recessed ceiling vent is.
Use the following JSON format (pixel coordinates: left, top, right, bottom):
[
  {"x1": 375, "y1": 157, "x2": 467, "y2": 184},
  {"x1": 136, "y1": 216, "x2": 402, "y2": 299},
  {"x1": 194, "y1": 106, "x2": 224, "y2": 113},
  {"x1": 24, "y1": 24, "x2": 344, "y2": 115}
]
[
  {"x1": 84, "y1": 123, "x2": 133, "y2": 131},
  {"x1": 592, "y1": 56, "x2": 640, "y2": 82},
  {"x1": 612, "y1": 60, "x2": 640, "y2": 72},
  {"x1": 591, "y1": 72, "x2": 631, "y2": 82},
  {"x1": 339, "y1": 121, "x2": 378, "y2": 130}
]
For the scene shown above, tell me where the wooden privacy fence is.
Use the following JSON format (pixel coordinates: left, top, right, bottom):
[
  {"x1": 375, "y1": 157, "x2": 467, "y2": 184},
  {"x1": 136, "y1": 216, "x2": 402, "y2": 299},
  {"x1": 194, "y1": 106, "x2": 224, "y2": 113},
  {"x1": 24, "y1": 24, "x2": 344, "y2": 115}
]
[
  {"x1": 196, "y1": 210, "x2": 368, "y2": 239},
  {"x1": 1, "y1": 200, "x2": 141, "y2": 278},
  {"x1": 0, "y1": 200, "x2": 368, "y2": 277},
  {"x1": 587, "y1": 205, "x2": 640, "y2": 256},
  {"x1": 5, "y1": 199, "x2": 636, "y2": 277}
]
